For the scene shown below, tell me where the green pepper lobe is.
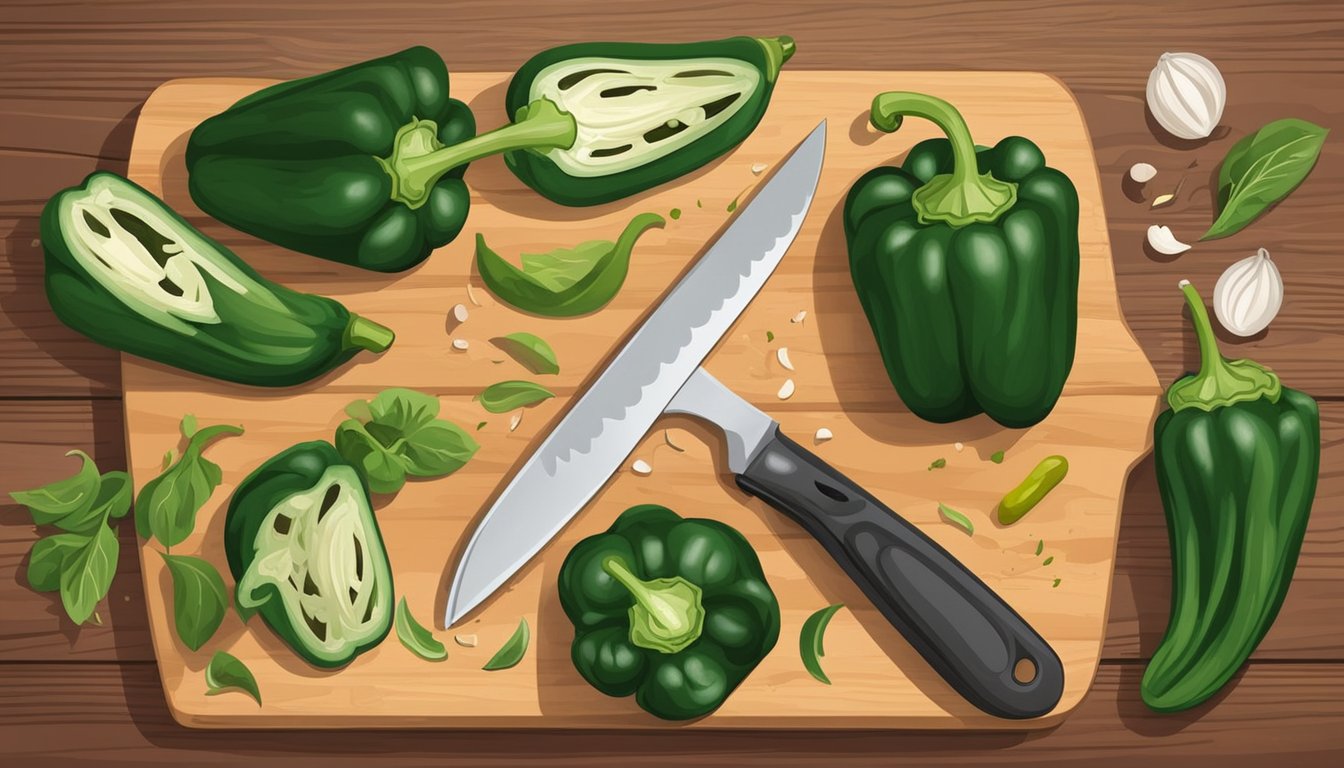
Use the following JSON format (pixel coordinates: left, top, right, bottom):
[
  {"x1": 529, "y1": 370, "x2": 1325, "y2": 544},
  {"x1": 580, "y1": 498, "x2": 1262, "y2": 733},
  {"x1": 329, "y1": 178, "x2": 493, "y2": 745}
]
[{"x1": 1167, "y1": 280, "x2": 1281, "y2": 412}]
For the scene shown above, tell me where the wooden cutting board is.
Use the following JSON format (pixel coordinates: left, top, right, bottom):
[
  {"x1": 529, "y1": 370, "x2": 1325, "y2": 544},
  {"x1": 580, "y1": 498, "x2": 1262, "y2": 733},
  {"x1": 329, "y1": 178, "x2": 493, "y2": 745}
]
[{"x1": 124, "y1": 71, "x2": 1160, "y2": 729}]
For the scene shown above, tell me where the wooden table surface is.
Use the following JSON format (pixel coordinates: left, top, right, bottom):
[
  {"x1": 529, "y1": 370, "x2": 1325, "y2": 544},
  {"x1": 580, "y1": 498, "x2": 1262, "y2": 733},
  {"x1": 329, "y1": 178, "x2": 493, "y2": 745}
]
[{"x1": 0, "y1": 1, "x2": 1340, "y2": 764}]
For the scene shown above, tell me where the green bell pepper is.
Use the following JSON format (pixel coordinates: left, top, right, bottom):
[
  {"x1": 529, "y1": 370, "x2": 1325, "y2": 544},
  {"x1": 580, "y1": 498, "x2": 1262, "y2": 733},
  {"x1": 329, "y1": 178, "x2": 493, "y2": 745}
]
[
  {"x1": 505, "y1": 35, "x2": 795, "y2": 206},
  {"x1": 843, "y1": 92, "x2": 1080, "y2": 428},
  {"x1": 226, "y1": 441, "x2": 394, "y2": 668},
  {"x1": 558, "y1": 504, "x2": 780, "y2": 721},
  {"x1": 41, "y1": 172, "x2": 394, "y2": 387},
  {"x1": 186, "y1": 46, "x2": 576, "y2": 272},
  {"x1": 1142, "y1": 282, "x2": 1319, "y2": 712}
]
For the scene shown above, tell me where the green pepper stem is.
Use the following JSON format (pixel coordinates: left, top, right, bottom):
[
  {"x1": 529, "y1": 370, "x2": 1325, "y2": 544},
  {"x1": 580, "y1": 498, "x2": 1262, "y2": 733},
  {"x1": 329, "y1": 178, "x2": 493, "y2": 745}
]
[
  {"x1": 869, "y1": 91, "x2": 1017, "y2": 227},
  {"x1": 756, "y1": 35, "x2": 796, "y2": 82},
  {"x1": 1167, "y1": 280, "x2": 1281, "y2": 412},
  {"x1": 344, "y1": 315, "x2": 396, "y2": 354},
  {"x1": 601, "y1": 556, "x2": 704, "y2": 654},
  {"x1": 381, "y1": 98, "x2": 577, "y2": 209}
]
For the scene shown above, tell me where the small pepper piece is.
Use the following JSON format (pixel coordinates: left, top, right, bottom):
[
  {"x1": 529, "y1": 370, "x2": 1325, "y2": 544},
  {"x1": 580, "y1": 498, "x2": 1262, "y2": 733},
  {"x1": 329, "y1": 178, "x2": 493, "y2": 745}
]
[
  {"x1": 843, "y1": 92, "x2": 1080, "y2": 428},
  {"x1": 997, "y1": 456, "x2": 1069, "y2": 525}
]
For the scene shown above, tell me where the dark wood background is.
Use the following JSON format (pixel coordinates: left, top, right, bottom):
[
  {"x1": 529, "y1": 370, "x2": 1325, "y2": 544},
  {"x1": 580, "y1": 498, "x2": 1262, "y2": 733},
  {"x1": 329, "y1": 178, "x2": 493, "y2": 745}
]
[{"x1": 1, "y1": 1, "x2": 1341, "y2": 764}]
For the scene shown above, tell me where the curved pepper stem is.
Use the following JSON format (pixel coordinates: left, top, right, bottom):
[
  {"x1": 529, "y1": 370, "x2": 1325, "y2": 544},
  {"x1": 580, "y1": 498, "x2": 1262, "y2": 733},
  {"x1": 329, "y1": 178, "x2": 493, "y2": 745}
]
[
  {"x1": 869, "y1": 91, "x2": 1017, "y2": 227},
  {"x1": 342, "y1": 315, "x2": 396, "y2": 354},
  {"x1": 602, "y1": 556, "x2": 705, "y2": 654},
  {"x1": 381, "y1": 98, "x2": 578, "y2": 209},
  {"x1": 1167, "y1": 280, "x2": 1281, "y2": 412},
  {"x1": 756, "y1": 35, "x2": 796, "y2": 82}
]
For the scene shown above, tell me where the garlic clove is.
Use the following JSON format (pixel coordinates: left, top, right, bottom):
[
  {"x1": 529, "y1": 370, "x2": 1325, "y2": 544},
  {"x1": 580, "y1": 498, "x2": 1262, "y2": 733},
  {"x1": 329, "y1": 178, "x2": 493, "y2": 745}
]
[
  {"x1": 790, "y1": 310, "x2": 807, "y2": 324},
  {"x1": 1129, "y1": 162, "x2": 1157, "y2": 184},
  {"x1": 451, "y1": 338, "x2": 470, "y2": 350},
  {"x1": 1146, "y1": 52, "x2": 1226, "y2": 140},
  {"x1": 1147, "y1": 225, "x2": 1191, "y2": 256},
  {"x1": 814, "y1": 427, "x2": 833, "y2": 443},
  {"x1": 777, "y1": 378, "x2": 795, "y2": 400},
  {"x1": 776, "y1": 347, "x2": 795, "y2": 371},
  {"x1": 1214, "y1": 247, "x2": 1283, "y2": 337},
  {"x1": 631, "y1": 459, "x2": 653, "y2": 476}
]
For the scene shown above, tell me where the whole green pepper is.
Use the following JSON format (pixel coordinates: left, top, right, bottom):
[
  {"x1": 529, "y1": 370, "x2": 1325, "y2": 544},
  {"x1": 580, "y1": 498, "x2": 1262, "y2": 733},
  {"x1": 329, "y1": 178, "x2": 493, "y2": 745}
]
[
  {"x1": 41, "y1": 172, "x2": 394, "y2": 387},
  {"x1": 843, "y1": 92, "x2": 1080, "y2": 428},
  {"x1": 505, "y1": 35, "x2": 795, "y2": 206},
  {"x1": 226, "y1": 441, "x2": 395, "y2": 668},
  {"x1": 558, "y1": 505, "x2": 780, "y2": 721},
  {"x1": 1142, "y1": 281, "x2": 1319, "y2": 712},
  {"x1": 186, "y1": 46, "x2": 576, "y2": 272}
]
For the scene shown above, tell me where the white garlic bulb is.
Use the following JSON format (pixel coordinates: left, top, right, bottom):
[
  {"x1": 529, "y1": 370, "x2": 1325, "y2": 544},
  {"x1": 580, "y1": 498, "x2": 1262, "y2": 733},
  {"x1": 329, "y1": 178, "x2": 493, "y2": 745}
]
[
  {"x1": 1214, "y1": 248, "x2": 1282, "y2": 337},
  {"x1": 1146, "y1": 52, "x2": 1226, "y2": 140}
]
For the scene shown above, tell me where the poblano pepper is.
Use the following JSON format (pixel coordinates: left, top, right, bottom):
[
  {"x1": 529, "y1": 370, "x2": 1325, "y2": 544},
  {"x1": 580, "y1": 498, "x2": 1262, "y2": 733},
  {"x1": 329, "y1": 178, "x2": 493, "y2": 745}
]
[
  {"x1": 558, "y1": 505, "x2": 780, "y2": 721},
  {"x1": 41, "y1": 173, "x2": 394, "y2": 387},
  {"x1": 186, "y1": 46, "x2": 574, "y2": 272},
  {"x1": 843, "y1": 92, "x2": 1080, "y2": 428},
  {"x1": 226, "y1": 441, "x2": 394, "y2": 668},
  {"x1": 505, "y1": 35, "x2": 795, "y2": 206},
  {"x1": 1142, "y1": 281, "x2": 1319, "y2": 713}
]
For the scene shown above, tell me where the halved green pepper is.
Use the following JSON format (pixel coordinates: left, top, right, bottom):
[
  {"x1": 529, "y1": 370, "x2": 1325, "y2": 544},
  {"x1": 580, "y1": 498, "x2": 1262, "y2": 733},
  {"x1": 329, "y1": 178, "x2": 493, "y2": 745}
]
[
  {"x1": 505, "y1": 35, "x2": 795, "y2": 206},
  {"x1": 843, "y1": 92, "x2": 1080, "y2": 428},
  {"x1": 225, "y1": 441, "x2": 394, "y2": 668},
  {"x1": 41, "y1": 172, "x2": 393, "y2": 387},
  {"x1": 558, "y1": 505, "x2": 780, "y2": 721}
]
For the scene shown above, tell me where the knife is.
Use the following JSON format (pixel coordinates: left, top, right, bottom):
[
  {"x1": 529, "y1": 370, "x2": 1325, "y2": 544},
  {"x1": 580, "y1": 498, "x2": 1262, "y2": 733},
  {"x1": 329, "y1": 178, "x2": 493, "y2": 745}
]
[{"x1": 446, "y1": 121, "x2": 1064, "y2": 719}]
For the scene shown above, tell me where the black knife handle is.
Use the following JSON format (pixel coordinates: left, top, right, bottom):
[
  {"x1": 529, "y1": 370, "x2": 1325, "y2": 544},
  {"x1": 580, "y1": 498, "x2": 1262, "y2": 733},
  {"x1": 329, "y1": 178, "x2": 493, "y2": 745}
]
[{"x1": 735, "y1": 427, "x2": 1063, "y2": 719}]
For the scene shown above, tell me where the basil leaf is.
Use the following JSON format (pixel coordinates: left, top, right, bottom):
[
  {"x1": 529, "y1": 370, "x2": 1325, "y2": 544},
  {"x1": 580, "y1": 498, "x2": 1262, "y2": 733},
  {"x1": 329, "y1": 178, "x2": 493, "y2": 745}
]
[
  {"x1": 492, "y1": 333, "x2": 559, "y2": 375},
  {"x1": 482, "y1": 618, "x2": 530, "y2": 671},
  {"x1": 160, "y1": 552, "x2": 228, "y2": 651},
  {"x1": 56, "y1": 471, "x2": 131, "y2": 534},
  {"x1": 10, "y1": 449, "x2": 100, "y2": 525},
  {"x1": 476, "y1": 212, "x2": 664, "y2": 316},
  {"x1": 334, "y1": 420, "x2": 408, "y2": 495},
  {"x1": 28, "y1": 533, "x2": 90, "y2": 593},
  {"x1": 137, "y1": 422, "x2": 243, "y2": 547},
  {"x1": 59, "y1": 524, "x2": 118, "y2": 625},
  {"x1": 367, "y1": 387, "x2": 440, "y2": 433},
  {"x1": 475, "y1": 381, "x2": 555, "y2": 414},
  {"x1": 205, "y1": 651, "x2": 261, "y2": 705},
  {"x1": 395, "y1": 597, "x2": 447, "y2": 661},
  {"x1": 398, "y1": 420, "x2": 478, "y2": 477},
  {"x1": 1203, "y1": 118, "x2": 1328, "y2": 240},
  {"x1": 800, "y1": 603, "x2": 845, "y2": 684}
]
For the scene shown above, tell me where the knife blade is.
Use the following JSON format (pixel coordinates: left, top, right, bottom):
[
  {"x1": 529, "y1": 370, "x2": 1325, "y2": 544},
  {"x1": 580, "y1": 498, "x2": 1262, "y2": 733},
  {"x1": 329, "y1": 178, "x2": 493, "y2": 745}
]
[{"x1": 445, "y1": 121, "x2": 827, "y2": 627}]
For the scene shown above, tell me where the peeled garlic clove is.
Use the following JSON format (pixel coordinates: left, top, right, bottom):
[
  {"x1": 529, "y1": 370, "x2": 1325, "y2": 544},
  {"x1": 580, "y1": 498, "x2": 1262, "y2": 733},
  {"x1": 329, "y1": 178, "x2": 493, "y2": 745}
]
[
  {"x1": 777, "y1": 378, "x2": 795, "y2": 400},
  {"x1": 1147, "y1": 225, "x2": 1191, "y2": 255},
  {"x1": 1129, "y1": 162, "x2": 1157, "y2": 184},
  {"x1": 1214, "y1": 247, "x2": 1282, "y2": 336},
  {"x1": 1146, "y1": 52, "x2": 1226, "y2": 140},
  {"x1": 814, "y1": 427, "x2": 833, "y2": 443},
  {"x1": 631, "y1": 459, "x2": 653, "y2": 476},
  {"x1": 776, "y1": 347, "x2": 795, "y2": 371}
]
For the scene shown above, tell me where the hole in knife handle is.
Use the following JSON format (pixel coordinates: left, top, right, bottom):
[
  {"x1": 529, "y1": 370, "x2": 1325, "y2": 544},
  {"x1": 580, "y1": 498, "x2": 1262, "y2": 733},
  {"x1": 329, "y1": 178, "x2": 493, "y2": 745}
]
[
  {"x1": 814, "y1": 480, "x2": 848, "y2": 503},
  {"x1": 1013, "y1": 657, "x2": 1038, "y2": 685}
]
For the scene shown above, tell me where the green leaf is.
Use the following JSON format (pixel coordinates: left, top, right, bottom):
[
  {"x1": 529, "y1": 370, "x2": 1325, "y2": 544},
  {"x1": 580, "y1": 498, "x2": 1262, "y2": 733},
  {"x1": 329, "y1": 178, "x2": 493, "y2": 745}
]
[
  {"x1": 10, "y1": 450, "x2": 100, "y2": 526},
  {"x1": 160, "y1": 552, "x2": 228, "y2": 651},
  {"x1": 59, "y1": 524, "x2": 118, "y2": 625},
  {"x1": 180, "y1": 413, "x2": 198, "y2": 438},
  {"x1": 398, "y1": 420, "x2": 478, "y2": 477},
  {"x1": 475, "y1": 213, "x2": 664, "y2": 316},
  {"x1": 334, "y1": 388, "x2": 479, "y2": 494},
  {"x1": 990, "y1": 450, "x2": 1005, "y2": 464},
  {"x1": 136, "y1": 422, "x2": 243, "y2": 547},
  {"x1": 56, "y1": 471, "x2": 132, "y2": 534},
  {"x1": 367, "y1": 387, "x2": 440, "y2": 433},
  {"x1": 800, "y1": 603, "x2": 845, "y2": 684},
  {"x1": 766, "y1": 331, "x2": 774, "y2": 343},
  {"x1": 1035, "y1": 539, "x2": 1044, "y2": 556},
  {"x1": 475, "y1": 381, "x2": 555, "y2": 414},
  {"x1": 476, "y1": 421, "x2": 487, "y2": 431},
  {"x1": 28, "y1": 533, "x2": 90, "y2": 593},
  {"x1": 335, "y1": 420, "x2": 408, "y2": 494},
  {"x1": 492, "y1": 332, "x2": 559, "y2": 375},
  {"x1": 205, "y1": 651, "x2": 261, "y2": 705},
  {"x1": 395, "y1": 597, "x2": 447, "y2": 661},
  {"x1": 1203, "y1": 118, "x2": 1328, "y2": 240},
  {"x1": 927, "y1": 458, "x2": 946, "y2": 471},
  {"x1": 482, "y1": 618, "x2": 530, "y2": 671},
  {"x1": 1042, "y1": 556, "x2": 1054, "y2": 566},
  {"x1": 938, "y1": 503, "x2": 974, "y2": 535}
]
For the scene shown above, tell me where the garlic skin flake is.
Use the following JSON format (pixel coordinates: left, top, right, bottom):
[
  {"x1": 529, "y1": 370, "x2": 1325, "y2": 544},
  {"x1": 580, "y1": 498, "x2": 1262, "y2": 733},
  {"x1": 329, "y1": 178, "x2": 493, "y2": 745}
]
[
  {"x1": 1147, "y1": 225, "x2": 1191, "y2": 256},
  {"x1": 1147, "y1": 52, "x2": 1226, "y2": 140},
  {"x1": 1214, "y1": 248, "x2": 1282, "y2": 337}
]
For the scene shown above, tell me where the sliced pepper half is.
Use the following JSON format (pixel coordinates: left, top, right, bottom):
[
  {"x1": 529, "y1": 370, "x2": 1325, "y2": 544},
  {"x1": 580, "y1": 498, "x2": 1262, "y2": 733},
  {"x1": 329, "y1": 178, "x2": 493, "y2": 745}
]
[{"x1": 226, "y1": 441, "x2": 393, "y2": 668}]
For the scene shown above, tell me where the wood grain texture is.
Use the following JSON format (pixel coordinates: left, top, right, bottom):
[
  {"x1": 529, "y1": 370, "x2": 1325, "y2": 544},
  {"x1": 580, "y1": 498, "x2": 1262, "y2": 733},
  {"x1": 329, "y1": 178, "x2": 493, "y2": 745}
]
[
  {"x1": 119, "y1": 72, "x2": 1157, "y2": 729},
  {"x1": 1, "y1": 662, "x2": 1343, "y2": 767}
]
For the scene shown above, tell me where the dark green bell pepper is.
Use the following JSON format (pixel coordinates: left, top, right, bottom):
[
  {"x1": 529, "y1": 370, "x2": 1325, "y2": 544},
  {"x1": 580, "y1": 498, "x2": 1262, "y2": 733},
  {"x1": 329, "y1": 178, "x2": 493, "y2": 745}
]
[
  {"x1": 1142, "y1": 281, "x2": 1318, "y2": 712},
  {"x1": 558, "y1": 504, "x2": 780, "y2": 721},
  {"x1": 505, "y1": 35, "x2": 795, "y2": 206},
  {"x1": 226, "y1": 441, "x2": 394, "y2": 668},
  {"x1": 41, "y1": 172, "x2": 394, "y2": 387},
  {"x1": 843, "y1": 92, "x2": 1080, "y2": 428},
  {"x1": 186, "y1": 46, "x2": 576, "y2": 272}
]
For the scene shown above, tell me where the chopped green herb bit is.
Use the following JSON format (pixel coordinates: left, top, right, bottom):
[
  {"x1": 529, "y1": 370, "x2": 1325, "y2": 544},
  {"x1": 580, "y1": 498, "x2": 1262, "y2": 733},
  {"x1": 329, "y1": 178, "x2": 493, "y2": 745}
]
[
  {"x1": 928, "y1": 458, "x2": 946, "y2": 470},
  {"x1": 800, "y1": 603, "x2": 845, "y2": 684},
  {"x1": 938, "y1": 503, "x2": 973, "y2": 535},
  {"x1": 1052, "y1": 578, "x2": 1062, "y2": 588},
  {"x1": 1042, "y1": 556, "x2": 1054, "y2": 566},
  {"x1": 476, "y1": 421, "x2": 487, "y2": 431},
  {"x1": 990, "y1": 450, "x2": 1005, "y2": 464},
  {"x1": 669, "y1": 208, "x2": 682, "y2": 220},
  {"x1": 696, "y1": 199, "x2": 703, "y2": 208},
  {"x1": 766, "y1": 331, "x2": 775, "y2": 342},
  {"x1": 1035, "y1": 540, "x2": 1044, "y2": 556}
]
